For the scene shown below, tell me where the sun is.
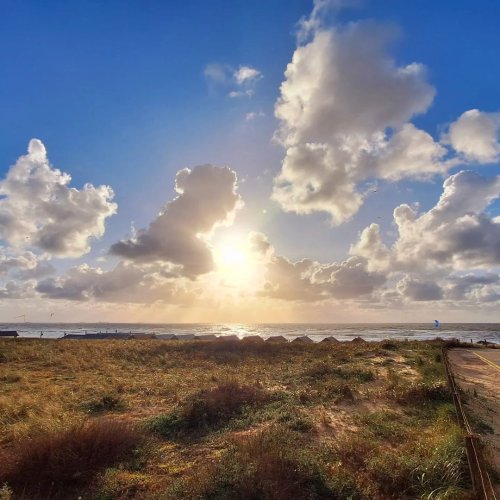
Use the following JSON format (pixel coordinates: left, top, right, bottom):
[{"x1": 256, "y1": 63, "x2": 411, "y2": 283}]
[
  {"x1": 214, "y1": 236, "x2": 249, "y2": 270},
  {"x1": 212, "y1": 234, "x2": 263, "y2": 291}
]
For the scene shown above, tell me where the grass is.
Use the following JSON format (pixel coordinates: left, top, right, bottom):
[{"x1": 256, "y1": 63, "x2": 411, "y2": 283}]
[
  {"x1": 0, "y1": 338, "x2": 472, "y2": 498},
  {"x1": 148, "y1": 381, "x2": 269, "y2": 437},
  {"x1": 0, "y1": 418, "x2": 144, "y2": 498},
  {"x1": 166, "y1": 426, "x2": 333, "y2": 499},
  {"x1": 83, "y1": 394, "x2": 127, "y2": 414}
]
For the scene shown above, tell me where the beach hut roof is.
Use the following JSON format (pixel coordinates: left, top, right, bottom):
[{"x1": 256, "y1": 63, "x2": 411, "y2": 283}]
[
  {"x1": 217, "y1": 335, "x2": 239, "y2": 341},
  {"x1": 292, "y1": 336, "x2": 313, "y2": 343},
  {"x1": 242, "y1": 335, "x2": 265, "y2": 342},
  {"x1": 266, "y1": 335, "x2": 288, "y2": 342},
  {"x1": 351, "y1": 336, "x2": 367, "y2": 343},
  {"x1": 157, "y1": 334, "x2": 176, "y2": 340},
  {"x1": 129, "y1": 333, "x2": 156, "y2": 339},
  {"x1": 321, "y1": 336, "x2": 339, "y2": 343}
]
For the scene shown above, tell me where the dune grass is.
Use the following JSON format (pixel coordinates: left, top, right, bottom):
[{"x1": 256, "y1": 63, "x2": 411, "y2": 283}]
[{"x1": 0, "y1": 338, "x2": 470, "y2": 499}]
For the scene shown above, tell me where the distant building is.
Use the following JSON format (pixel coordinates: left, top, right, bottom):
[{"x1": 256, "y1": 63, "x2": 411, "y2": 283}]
[
  {"x1": 217, "y1": 335, "x2": 239, "y2": 341},
  {"x1": 129, "y1": 333, "x2": 157, "y2": 339},
  {"x1": 265, "y1": 335, "x2": 288, "y2": 343},
  {"x1": 241, "y1": 335, "x2": 264, "y2": 343},
  {"x1": 174, "y1": 334, "x2": 196, "y2": 341},
  {"x1": 292, "y1": 336, "x2": 314, "y2": 343},
  {"x1": 0, "y1": 330, "x2": 18, "y2": 338},
  {"x1": 321, "y1": 336, "x2": 339, "y2": 343},
  {"x1": 194, "y1": 334, "x2": 218, "y2": 341},
  {"x1": 157, "y1": 334, "x2": 177, "y2": 340}
]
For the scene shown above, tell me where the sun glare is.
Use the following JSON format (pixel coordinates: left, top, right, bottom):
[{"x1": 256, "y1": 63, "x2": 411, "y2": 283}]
[
  {"x1": 218, "y1": 245, "x2": 247, "y2": 267},
  {"x1": 213, "y1": 235, "x2": 262, "y2": 291}
]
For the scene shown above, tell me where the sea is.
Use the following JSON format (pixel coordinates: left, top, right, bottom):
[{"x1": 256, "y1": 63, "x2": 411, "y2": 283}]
[{"x1": 1, "y1": 323, "x2": 499, "y2": 344}]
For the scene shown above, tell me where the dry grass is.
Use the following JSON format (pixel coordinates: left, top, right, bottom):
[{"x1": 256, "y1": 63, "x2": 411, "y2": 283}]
[
  {"x1": 0, "y1": 418, "x2": 143, "y2": 498},
  {"x1": 0, "y1": 338, "x2": 471, "y2": 498},
  {"x1": 166, "y1": 426, "x2": 333, "y2": 499}
]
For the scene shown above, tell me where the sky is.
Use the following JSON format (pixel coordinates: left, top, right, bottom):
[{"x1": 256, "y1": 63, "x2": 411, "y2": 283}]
[{"x1": 1, "y1": 0, "x2": 500, "y2": 323}]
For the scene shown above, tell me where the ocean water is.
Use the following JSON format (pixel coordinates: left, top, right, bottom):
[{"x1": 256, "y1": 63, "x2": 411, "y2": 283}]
[{"x1": 1, "y1": 323, "x2": 499, "y2": 343}]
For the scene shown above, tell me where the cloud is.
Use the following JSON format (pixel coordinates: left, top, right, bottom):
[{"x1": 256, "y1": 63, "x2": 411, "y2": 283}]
[
  {"x1": 245, "y1": 111, "x2": 265, "y2": 121},
  {"x1": 204, "y1": 63, "x2": 231, "y2": 84},
  {"x1": 0, "y1": 280, "x2": 37, "y2": 299},
  {"x1": 396, "y1": 276, "x2": 443, "y2": 301},
  {"x1": 204, "y1": 63, "x2": 262, "y2": 98},
  {"x1": 110, "y1": 164, "x2": 243, "y2": 277},
  {"x1": 234, "y1": 66, "x2": 262, "y2": 85},
  {"x1": 250, "y1": 232, "x2": 386, "y2": 302},
  {"x1": 392, "y1": 170, "x2": 500, "y2": 270},
  {"x1": 0, "y1": 139, "x2": 117, "y2": 257},
  {"x1": 0, "y1": 251, "x2": 54, "y2": 279},
  {"x1": 298, "y1": 0, "x2": 361, "y2": 42},
  {"x1": 229, "y1": 89, "x2": 254, "y2": 98},
  {"x1": 36, "y1": 262, "x2": 197, "y2": 304},
  {"x1": 0, "y1": 252, "x2": 38, "y2": 276},
  {"x1": 344, "y1": 170, "x2": 500, "y2": 308},
  {"x1": 272, "y1": 22, "x2": 447, "y2": 224},
  {"x1": 350, "y1": 171, "x2": 500, "y2": 273},
  {"x1": 446, "y1": 109, "x2": 500, "y2": 163},
  {"x1": 445, "y1": 273, "x2": 500, "y2": 301},
  {"x1": 313, "y1": 256, "x2": 386, "y2": 299}
]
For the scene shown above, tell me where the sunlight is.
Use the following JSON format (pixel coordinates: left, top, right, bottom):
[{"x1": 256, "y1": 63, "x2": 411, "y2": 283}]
[
  {"x1": 212, "y1": 235, "x2": 262, "y2": 292},
  {"x1": 218, "y1": 244, "x2": 247, "y2": 267}
]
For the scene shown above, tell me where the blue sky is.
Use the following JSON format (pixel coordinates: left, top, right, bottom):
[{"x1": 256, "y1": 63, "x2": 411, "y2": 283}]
[{"x1": 1, "y1": 0, "x2": 500, "y2": 322}]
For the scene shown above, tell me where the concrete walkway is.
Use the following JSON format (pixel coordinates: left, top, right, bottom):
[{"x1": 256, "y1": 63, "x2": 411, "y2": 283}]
[{"x1": 448, "y1": 348, "x2": 500, "y2": 496}]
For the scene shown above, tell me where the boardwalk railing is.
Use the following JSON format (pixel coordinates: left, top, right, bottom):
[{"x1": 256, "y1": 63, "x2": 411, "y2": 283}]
[{"x1": 442, "y1": 347, "x2": 497, "y2": 500}]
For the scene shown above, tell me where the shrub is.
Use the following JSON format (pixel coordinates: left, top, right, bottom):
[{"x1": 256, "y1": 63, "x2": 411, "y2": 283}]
[
  {"x1": 149, "y1": 381, "x2": 268, "y2": 437},
  {"x1": 0, "y1": 418, "x2": 144, "y2": 498},
  {"x1": 380, "y1": 341, "x2": 398, "y2": 350},
  {"x1": 388, "y1": 381, "x2": 451, "y2": 405}
]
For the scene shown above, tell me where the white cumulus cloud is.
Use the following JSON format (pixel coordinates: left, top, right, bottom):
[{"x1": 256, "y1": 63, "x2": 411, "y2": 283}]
[
  {"x1": 446, "y1": 109, "x2": 500, "y2": 163},
  {"x1": 272, "y1": 22, "x2": 448, "y2": 224},
  {"x1": 0, "y1": 139, "x2": 117, "y2": 257}
]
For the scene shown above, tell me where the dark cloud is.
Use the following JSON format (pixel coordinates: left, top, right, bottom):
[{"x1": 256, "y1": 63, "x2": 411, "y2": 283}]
[{"x1": 110, "y1": 165, "x2": 243, "y2": 277}]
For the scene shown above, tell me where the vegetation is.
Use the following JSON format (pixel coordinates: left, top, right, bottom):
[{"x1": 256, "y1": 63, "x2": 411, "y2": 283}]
[
  {"x1": 0, "y1": 338, "x2": 471, "y2": 498},
  {"x1": 0, "y1": 418, "x2": 143, "y2": 498}
]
